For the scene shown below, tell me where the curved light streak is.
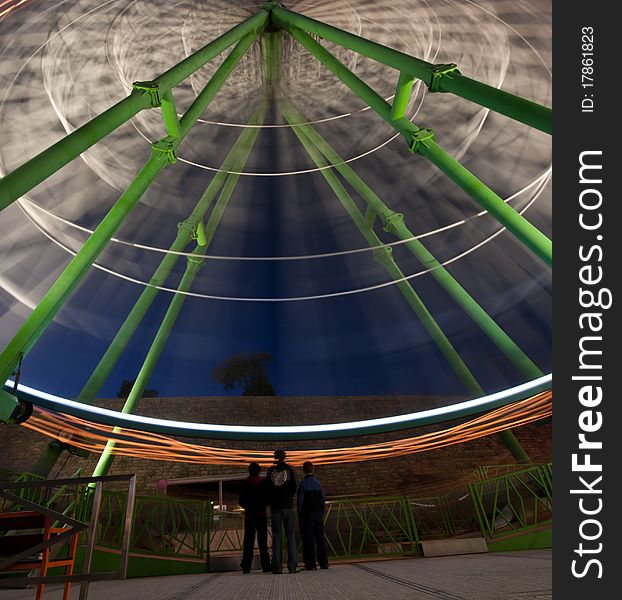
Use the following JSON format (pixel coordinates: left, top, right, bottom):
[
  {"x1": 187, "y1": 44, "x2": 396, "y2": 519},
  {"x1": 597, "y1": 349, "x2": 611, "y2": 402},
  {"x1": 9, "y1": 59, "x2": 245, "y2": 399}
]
[
  {"x1": 21, "y1": 390, "x2": 551, "y2": 465},
  {"x1": 17, "y1": 171, "x2": 549, "y2": 302},
  {"x1": 19, "y1": 168, "x2": 551, "y2": 262},
  {"x1": 5, "y1": 373, "x2": 551, "y2": 440}
]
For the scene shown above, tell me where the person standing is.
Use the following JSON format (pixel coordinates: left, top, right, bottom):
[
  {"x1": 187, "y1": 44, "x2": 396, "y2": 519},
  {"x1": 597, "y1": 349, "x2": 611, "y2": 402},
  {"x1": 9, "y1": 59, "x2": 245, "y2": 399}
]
[
  {"x1": 297, "y1": 461, "x2": 329, "y2": 570},
  {"x1": 239, "y1": 462, "x2": 271, "y2": 573},
  {"x1": 266, "y1": 449, "x2": 297, "y2": 574}
]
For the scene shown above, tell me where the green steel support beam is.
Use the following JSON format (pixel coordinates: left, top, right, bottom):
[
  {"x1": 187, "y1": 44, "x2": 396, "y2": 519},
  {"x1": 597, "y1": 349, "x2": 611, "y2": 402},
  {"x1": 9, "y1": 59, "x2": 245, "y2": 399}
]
[
  {"x1": 271, "y1": 6, "x2": 551, "y2": 134},
  {"x1": 390, "y1": 72, "x2": 415, "y2": 121},
  {"x1": 498, "y1": 430, "x2": 531, "y2": 464},
  {"x1": 76, "y1": 100, "x2": 269, "y2": 405},
  {"x1": 91, "y1": 115, "x2": 264, "y2": 478},
  {"x1": 0, "y1": 10, "x2": 268, "y2": 213},
  {"x1": 283, "y1": 100, "x2": 531, "y2": 464},
  {"x1": 160, "y1": 90, "x2": 182, "y2": 138},
  {"x1": 281, "y1": 26, "x2": 552, "y2": 267},
  {"x1": 261, "y1": 30, "x2": 282, "y2": 85},
  {"x1": 0, "y1": 154, "x2": 166, "y2": 385},
  {"x1": 281, "y1": 97, "x2": 542, "y2": 380},
  {"x1": 31, "y1": 442, "x2": 64, "y2": 477},
  {"x1": 91, "y1": 250, "x2": 207, "y2": 479},
  {"x1": 0, "y1": 32, "x2": 263, "y2": 386},
  {"x1": 283, "y1": 101, "x2": 482, "y2": 397}
]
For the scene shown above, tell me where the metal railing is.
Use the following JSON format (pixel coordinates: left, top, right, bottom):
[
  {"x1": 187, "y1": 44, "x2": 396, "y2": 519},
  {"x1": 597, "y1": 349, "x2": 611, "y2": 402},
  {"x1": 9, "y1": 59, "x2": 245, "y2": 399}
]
[
  {"x1": 209, "y1": 496, "x2": 420, "y2": 560},
  {"x1": 0, "y1": 474, "x2": 136, "y2": 599},
  {"x1": 468, "y1": 463, "x2": 552, "y2": 540},
  {"x1": 0, "y1": 463, "x2": 553, "y2": 581},
  {"x1": 324, "y1": 496, "x2": 419, "y2": 559},
  {"x1": 410, "y1": 492, "x2": 479, "y2": 540},
  {"x1": 97, "y1": 490, "x2": 210, "y2": 559}
]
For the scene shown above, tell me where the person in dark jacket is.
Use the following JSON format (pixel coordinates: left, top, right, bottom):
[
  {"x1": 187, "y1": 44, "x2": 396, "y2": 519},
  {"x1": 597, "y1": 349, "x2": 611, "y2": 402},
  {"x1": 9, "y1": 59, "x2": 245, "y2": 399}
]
[
  {"x1": 265, "y1": 449, "x2": 297, "y2": 574},
  {"x1": 297, "y1": 461, "x2": 329, "y2": 570},
  {"x1": 239, "y1": 462, "x2": 271, "y2": 573}
]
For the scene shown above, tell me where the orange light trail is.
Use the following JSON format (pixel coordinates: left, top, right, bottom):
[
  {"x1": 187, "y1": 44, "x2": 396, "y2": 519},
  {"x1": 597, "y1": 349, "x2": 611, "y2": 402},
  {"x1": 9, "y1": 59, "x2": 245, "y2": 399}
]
[
  {"x1": 21, "y1": 390, "x2": 551, "y2": 466},
  {"x1": 0, "y1": 0, "x2": 34, "y2": 20}
]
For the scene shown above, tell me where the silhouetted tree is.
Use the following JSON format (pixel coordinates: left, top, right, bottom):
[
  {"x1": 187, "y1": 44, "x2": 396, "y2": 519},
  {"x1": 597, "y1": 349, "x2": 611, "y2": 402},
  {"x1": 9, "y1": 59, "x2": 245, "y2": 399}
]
[
  {"x1": 211, "y1": 352, "x2": 276, "y2": 396},
  {"x1": 117, "y1": 379, "x2": 158, "y2": 399}
]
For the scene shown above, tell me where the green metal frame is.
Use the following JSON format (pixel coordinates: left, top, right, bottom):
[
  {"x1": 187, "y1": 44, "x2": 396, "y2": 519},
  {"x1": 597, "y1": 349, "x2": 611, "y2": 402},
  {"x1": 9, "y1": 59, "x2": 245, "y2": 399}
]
[
  {"x1": 90, "y1": 99, "x2": 269, "y2": 478},
  {"x1": 0, "y1": 26, "x2": 267, "y2": 385},
  {"x1": 96, "y1": 491, "x2": 210, "y2": 560},
  {"x1": 208, "y1": 495, "x2": 419, "y2": 560},
  {"x1": 281, "y1": 96, "x2": 532, "y2": 463},
  {"x1": 270, "y1": 5, "x2": 552, "y2": 134},
  {"x1": 3, "y1": 466, "x2": 552, "y2": 563},
  {"x1": 279, "y1": 25, "x2": 552, "y2": 266},
  {"x1": 324, "y1": 496, "x2": 419, "y2": 559},
  {"x1": 409, "y1": 493, "x2": 478, "y2": 540},
  {"x1": 468, "y1": 463, "x2": 552, "y2": 540},
  {"x1": 0, "y1": 5, "x2": 552, "y2": 469}
]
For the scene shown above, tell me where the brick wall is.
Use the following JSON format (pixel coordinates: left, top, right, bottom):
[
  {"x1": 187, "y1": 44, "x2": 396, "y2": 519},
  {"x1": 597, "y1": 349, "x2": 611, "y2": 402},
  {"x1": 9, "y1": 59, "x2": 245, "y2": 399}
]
[{"x1": 1, "y1": 394, "x2": 551, "y2": 499}]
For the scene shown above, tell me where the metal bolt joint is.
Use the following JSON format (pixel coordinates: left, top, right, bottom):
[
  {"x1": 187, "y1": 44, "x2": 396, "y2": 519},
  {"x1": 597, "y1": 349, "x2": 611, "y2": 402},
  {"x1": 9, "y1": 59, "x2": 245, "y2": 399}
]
[
  {"x1": 408, "y1": 128, "x2": 435, "y2": 154},
  {"x1": 382, "y1": 211, "x2": 404, "y2": 234},
  {"x1": 428, "y1": 63, "x2": 460, "y2": 93},
  {"x1": 178, "y1": 218, "x2": 199, "y2": 234},
  {"x1": 132, "y1": 81, "x2": 162, "y2": 108},
  {"x1": 372, "y1": 246, "x2": 393, "y2": 266},
  {"x1": 186, "y1": 255, "x2": 206, "y2": 269},
  {"x1": 151, "y1": 136, "x2": 178, "y2": 164}
]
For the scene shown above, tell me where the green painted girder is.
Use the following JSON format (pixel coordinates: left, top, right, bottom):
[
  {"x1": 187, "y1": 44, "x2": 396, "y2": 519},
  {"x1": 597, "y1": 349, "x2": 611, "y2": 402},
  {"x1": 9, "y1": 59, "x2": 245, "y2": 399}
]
[
  {"x1": 280, "y1": 97, "x2": 542, "y2": 381},
  {"x1": 91, "y1": 100, "x2": 268, "y2": 478},
  {"x1": 270, "y1": 5, "x2": 551, "y2": 134},
  {"x1": 283, "y1": 98, "x2": 531, "y2": 464},
  {"x1": 0, "y1": 32, "x2": 264, "y2": 386},
  {"x1": 0, "y1": 11, "x2": 268, "y2": 214},
  {"x1": 77, "y1": 100, "x2": 269, "y2": 405},
  {"x1": 281, "y1": 25, "x2": 552, "y2": 268},
  {"x1": 282, "y1": 100, "x2": 483, "y2": 397},
  {"x1": 390, "y1": 72, "x2": 416, "y2": 121}
]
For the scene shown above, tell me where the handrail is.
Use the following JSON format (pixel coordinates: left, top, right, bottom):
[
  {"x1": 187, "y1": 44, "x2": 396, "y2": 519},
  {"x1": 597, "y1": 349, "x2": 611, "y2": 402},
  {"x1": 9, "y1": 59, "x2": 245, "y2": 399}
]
[{"x1": 0, "y1": 474, "x2": 136, "y2": 598}]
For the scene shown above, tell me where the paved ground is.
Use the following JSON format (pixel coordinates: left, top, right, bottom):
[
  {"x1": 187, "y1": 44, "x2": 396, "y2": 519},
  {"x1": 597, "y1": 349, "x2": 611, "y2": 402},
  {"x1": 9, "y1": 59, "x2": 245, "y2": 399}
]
[{"x1": 2, "y1": 550, "x2": 552, "y2": 600}]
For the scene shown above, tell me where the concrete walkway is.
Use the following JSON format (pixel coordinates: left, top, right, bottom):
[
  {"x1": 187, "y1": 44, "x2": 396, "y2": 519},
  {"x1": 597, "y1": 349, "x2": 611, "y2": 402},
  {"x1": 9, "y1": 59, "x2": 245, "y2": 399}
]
[{"x1": 2, "y1": 550, "x2": 552, "y2": 600}]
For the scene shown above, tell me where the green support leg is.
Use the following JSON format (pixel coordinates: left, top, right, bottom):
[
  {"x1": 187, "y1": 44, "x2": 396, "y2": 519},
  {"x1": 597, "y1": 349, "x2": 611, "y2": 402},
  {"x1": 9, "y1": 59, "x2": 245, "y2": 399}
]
[
  {"x1": 77, "y1": 100, "x2": 269, "y2": 405},
  {"x1": 390, "y1": 72, "x2": 415, "y2": 120},
  {"x1": 271, "y1": 6, "x2": 551, "y2": 134},
  {"x1": 31, "y1": 442, "x2": 64, "y2": 477},
  {"x1": 283, "y1": 102, "x2": 482, "y2": 397},
  {"x1": 281, "y1": 97, "x2": 542, "y2": 380},
  {"x1": 34, "y1": 101, "x2": 268, "y2": 478},
  {"x1": 90, "y1": 251, "x2": 207, "y2": 480},
  {"x1": 90, "y1": 101, "x2": 267, "y2": 478},
  {"x1": 283, "y1": 100, "x2": 531, "y2": 464},
  {"x1": 281, "y1": 25, "x2": 552, "y2": 267},
  {"x1": 261, "y1": 30, "x2": 282, "y2": 86},
  {"x1": 0, "y1": 32, "x2": 263, "y2": 386},
  {"x1": 160, "y1": 90, "x2": 182, "y2": 138},
  {"x1": 0, "y1": 11, "x2": 268, "y2": 213}
]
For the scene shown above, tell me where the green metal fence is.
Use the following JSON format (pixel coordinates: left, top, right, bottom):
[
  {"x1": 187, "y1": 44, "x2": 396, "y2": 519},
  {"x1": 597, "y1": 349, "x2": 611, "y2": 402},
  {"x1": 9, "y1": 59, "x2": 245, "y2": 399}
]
[
  {"x1": 1, "y1": 464, "x2": 552, "y2": 564},
  {"x1": 96, "y1": 490, "x2": 210, "y2": 560},
  {"x1": 0, "y1": 471, "x2": 45, "y2": 509},
  {"x1": 410, "y1": 492, "x2": 480, "y2": 540},
  {"x1": 209, "y1": 496, "x2": 419, "y2": 560},
  {"x1": 324, "y1": 496, "x2": 419, "y2": 559},
  {"x1": 468, "y1": 463, "x2": 552, "y2": 540}
]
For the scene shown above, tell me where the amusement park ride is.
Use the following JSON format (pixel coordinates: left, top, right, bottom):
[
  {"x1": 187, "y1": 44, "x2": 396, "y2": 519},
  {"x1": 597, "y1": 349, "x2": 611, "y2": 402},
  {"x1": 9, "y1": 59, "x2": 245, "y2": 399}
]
[{"x1": 0, "y1": 1, "x2": 552, "y2": 474}]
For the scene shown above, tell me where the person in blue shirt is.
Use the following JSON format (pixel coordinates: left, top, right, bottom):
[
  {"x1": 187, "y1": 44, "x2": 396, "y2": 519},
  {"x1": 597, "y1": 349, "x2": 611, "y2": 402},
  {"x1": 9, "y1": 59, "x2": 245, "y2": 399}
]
[{"x1": 296, "y1": 461, "x2": 329, "y2": 570}]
